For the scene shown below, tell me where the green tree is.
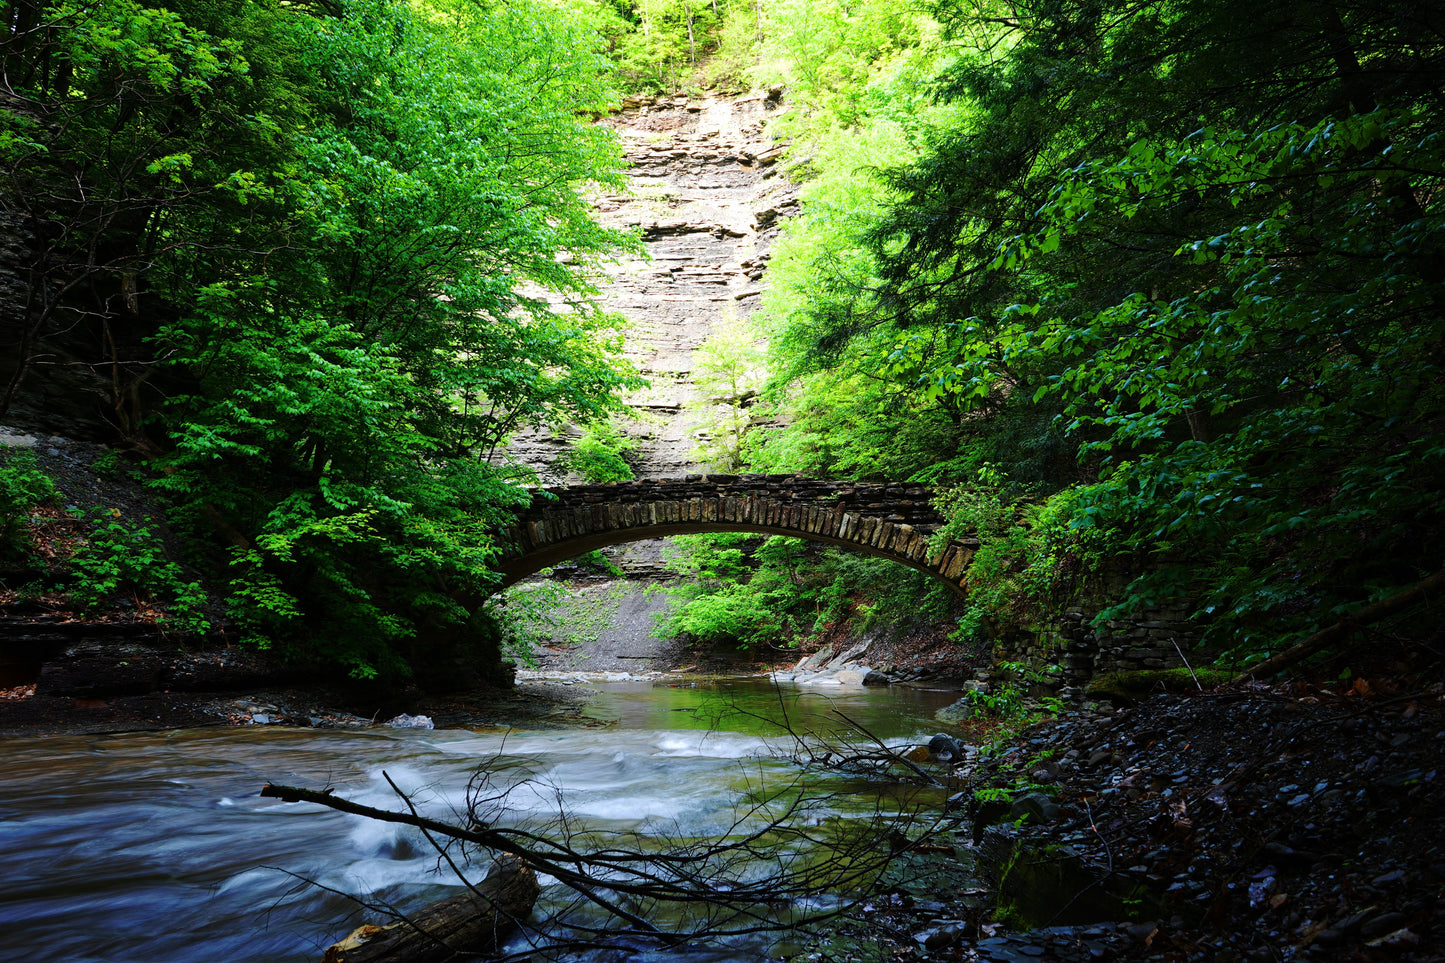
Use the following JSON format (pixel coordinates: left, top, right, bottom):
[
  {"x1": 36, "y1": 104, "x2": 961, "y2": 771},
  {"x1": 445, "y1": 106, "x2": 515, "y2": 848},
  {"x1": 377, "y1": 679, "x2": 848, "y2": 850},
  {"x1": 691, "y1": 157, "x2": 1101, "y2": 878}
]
[
  {"x1": 2, "y1": 0, "x2": 642, "y2": 680},
  {"x1": 781, "y1": 0, "x2": 1445, "y2": 653},
  {"x1": 560, "y1": 416, "x2": 640, "y2": 483},
  {"x1": 659, "y1": 533, "x2": 955, "y2": 648},
  {"x1": 690, "y1": 316, "x2": 766, "y2": 471},
  {"x1": 152, "y1": 0, "x2": 641, "y2": 679}
]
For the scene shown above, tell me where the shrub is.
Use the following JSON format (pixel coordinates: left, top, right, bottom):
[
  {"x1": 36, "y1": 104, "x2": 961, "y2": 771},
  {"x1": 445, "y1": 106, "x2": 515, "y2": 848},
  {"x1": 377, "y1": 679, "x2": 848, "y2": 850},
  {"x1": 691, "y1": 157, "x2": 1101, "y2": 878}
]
[{"x1": 0, "y1": 450, "x2": 57, "y2": 561}]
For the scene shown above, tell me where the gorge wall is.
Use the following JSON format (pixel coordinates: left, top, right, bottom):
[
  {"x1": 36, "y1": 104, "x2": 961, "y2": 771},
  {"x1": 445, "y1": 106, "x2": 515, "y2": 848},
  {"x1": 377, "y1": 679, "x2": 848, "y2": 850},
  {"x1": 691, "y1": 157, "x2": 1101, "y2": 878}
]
[
  {"x1": 507, "y1": 89, "x2": 795, "y2": 479},
  {"x1": 505, "y1": 90, "x2": 806, "y2": 673}
]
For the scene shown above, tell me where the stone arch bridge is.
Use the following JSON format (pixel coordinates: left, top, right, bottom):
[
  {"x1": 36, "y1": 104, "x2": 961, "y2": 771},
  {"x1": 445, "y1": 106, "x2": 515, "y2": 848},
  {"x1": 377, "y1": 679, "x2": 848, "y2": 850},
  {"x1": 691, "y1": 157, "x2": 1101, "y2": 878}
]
[{"x1": 493, "y1": 475, "x2": 977, "y2": 593}]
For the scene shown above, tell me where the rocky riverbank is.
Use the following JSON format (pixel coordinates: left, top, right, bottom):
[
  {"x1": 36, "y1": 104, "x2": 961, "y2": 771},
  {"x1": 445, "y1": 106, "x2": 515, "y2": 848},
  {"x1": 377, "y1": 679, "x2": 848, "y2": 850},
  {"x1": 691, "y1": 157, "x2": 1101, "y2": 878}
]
[
  {"x1": 810, "y1": 674, "x2": 1445, "y2": 963},
  {"x1": 0, "y1": 656, "x2": 598, "y2": 737}
]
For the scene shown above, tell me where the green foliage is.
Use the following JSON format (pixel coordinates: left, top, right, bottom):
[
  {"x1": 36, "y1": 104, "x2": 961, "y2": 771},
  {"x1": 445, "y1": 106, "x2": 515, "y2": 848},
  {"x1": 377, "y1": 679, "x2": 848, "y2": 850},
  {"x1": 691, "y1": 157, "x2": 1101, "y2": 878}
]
[
  {"x1": 491, "y1": 579, "x2": 571, "y2": 666},
  {"x1": 963, "y1": 662, "x2": 1061, "y2": 720},
  {"x1": 576, "y1": 549, "x2": 627, "y2": 578},
  {"x1": 91, "y1": 450, "x2": 146, "y2": 483},
  {"x1": 5, "y1": 0, "x2": 641, "y2": 681},
  {"x1": 0, "y1": 451, "x2": 57, "y2": 558},
  {"x1": 961, "y1": 682, "x2": 1027, "y2": 720},
  {"x1": 656, "y1": 534, "x2": 786, "y2": 647},
  {"x1": 971, "y1": 750, "x2": 1060, "y2": 816},
  {"x1": 754, "y1": 0, "x2": 1445, "y2": 655},
  {"x1": 658, "y1": 533, "x2": 954, "y2": 648},
  {"x1": 562, "y1": 418, "x2": 639, "y2": 483},
  {"x1": 750, "y1": 0, "x2": 933, "y2": 130},
  {"x1": 64, "y1": 511, "x2": 212, "y2": 637},
  {"x1": 225, "y1": 547, "x2": 301, "y2": 640},
  {"x1": 928, "y1": 472, "x2": 1071, "y2": 646},
  {"x1": 690, "y1": 316, "x2": 767, "y2": 471},
  {"x1": 566, "y1": 0, "x2": 748, "y2": 93},
  {"x1": 742, "y1": 4, "x2": 1056, "y2": 490},
  {"x1": 494, "y1": 579, "x2": 625, "y2": 664}
]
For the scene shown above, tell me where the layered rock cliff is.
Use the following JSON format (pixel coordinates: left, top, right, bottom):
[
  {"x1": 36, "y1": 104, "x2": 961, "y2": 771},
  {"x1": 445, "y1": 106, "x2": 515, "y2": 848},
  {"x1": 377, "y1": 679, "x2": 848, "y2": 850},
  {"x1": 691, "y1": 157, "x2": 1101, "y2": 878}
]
[{"x1": 507, "y1": 89, "x2": 795, "y2": 478}]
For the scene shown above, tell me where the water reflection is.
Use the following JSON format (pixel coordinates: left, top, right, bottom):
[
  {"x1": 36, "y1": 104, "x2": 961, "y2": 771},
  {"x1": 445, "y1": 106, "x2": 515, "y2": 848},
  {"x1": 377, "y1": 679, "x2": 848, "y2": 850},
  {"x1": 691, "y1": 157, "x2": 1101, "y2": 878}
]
[{"x1": 581, "y1": 678, "x2": 956, "y2": 739}]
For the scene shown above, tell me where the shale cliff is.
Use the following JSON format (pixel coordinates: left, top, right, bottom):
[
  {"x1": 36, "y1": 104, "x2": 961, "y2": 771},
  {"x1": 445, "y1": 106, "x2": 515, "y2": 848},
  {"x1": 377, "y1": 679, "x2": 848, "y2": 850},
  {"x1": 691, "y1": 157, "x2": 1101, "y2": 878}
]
[{"x1": 508, "y1": 89, "x2": 795, "y2": 478}]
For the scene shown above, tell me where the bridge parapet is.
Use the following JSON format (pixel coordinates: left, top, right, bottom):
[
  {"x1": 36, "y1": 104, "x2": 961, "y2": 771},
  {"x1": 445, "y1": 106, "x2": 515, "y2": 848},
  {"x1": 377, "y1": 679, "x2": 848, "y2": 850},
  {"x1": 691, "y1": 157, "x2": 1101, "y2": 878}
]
[{"x1": 493, "y1": 475, "x2": 977, "y2": 594}]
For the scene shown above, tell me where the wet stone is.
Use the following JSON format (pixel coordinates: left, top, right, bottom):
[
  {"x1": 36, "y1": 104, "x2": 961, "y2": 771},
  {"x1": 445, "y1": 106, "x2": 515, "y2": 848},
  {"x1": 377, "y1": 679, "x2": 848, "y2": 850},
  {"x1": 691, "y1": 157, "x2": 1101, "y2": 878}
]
[{"x1": 1361, "y1": 912, "x2": 1407, "y2": 937}]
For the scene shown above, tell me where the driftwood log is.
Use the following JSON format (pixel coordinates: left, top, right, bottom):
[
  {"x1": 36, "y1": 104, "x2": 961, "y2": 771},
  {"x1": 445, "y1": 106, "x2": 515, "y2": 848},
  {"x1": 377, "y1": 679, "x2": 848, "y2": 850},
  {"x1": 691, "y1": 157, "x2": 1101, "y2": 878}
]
[{"x1": 319, "y1": 855, "x2": 539, "y2": 963}]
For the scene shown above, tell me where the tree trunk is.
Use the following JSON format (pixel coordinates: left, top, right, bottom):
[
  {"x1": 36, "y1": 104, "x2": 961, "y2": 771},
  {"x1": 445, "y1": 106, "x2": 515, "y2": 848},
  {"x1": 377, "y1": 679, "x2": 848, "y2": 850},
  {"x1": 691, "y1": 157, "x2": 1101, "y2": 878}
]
[
  {"x1": 684, "y1": 0, "x2": 696, "y2": 65},
  {"x1": 320, "y1": 855, "x2": 540, "y2": 963}
]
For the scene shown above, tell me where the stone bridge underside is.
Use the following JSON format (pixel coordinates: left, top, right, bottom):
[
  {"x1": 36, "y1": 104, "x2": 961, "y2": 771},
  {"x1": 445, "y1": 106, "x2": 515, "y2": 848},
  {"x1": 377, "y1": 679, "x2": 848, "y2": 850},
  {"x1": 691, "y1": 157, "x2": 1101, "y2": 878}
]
[{"x1": 493, "y1": 475, "x2": 978, "y2": 593}]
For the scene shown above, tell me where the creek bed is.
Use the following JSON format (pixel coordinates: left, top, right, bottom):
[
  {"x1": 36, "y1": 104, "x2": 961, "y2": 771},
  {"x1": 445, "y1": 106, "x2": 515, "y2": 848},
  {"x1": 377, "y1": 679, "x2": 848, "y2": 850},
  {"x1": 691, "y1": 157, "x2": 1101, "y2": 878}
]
[{"x1": 0, "y1": 677, "x2": 962, "y2": 962}]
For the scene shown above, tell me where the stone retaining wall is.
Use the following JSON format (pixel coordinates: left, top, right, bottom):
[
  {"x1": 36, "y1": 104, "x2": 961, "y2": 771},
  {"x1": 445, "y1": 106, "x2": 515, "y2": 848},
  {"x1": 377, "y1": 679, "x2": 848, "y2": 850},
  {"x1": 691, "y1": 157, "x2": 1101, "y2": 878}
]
[{"x1": 996, "y1": 604, "x2": 1202, "y2": 700}]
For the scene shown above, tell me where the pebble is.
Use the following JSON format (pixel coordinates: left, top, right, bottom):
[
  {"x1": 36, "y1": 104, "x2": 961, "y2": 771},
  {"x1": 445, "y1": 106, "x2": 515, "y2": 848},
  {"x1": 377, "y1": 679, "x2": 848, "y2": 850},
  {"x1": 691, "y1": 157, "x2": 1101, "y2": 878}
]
[
  {"x1": 941, "y1": 686, "x2": 1441, "y2": 962},
  {"x1": 1366, "y1": 927, "x2": 1419, "y2": 948},
  {"x1": 1360, "y1": 912, "x2": 1407, "y2": 937}
]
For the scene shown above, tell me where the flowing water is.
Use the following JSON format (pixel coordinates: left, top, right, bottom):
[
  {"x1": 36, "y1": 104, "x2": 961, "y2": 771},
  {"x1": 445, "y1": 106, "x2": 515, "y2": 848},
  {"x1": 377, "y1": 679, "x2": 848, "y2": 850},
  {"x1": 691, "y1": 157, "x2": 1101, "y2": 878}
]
[{"x1": 0, "y1": 678, "x2": 960, "y2": 962}]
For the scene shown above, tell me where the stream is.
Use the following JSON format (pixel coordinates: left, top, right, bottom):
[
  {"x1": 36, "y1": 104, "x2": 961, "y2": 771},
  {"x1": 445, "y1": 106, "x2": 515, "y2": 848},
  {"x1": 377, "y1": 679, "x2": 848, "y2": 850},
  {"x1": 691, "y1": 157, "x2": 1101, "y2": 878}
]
[{"x1": 0, "y1": 678, "x2": 961, "y2": 962}]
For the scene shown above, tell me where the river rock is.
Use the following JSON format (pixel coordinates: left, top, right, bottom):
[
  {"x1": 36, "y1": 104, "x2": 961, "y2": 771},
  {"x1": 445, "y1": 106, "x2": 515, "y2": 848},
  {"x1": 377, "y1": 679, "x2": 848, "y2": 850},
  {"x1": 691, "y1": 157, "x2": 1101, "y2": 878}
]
[
  {"x1": 826, "y1": 640, "x2": 871, "y2": 670},
  {"x1": 1009, "y1": 792, "x2": 1060, "y2": 825},
  {"x1": 787, "y1": 665, "x2": 878, "y2": 686},
  {"x1": 936, "y1": 698, "x2": 976, "y2": 724},
  {"x1": 929, "y1": 733, "x2": 962, "y2": 761},
  {"x1": 798, "y1": 646, "x2": 833, "y2": 671}
]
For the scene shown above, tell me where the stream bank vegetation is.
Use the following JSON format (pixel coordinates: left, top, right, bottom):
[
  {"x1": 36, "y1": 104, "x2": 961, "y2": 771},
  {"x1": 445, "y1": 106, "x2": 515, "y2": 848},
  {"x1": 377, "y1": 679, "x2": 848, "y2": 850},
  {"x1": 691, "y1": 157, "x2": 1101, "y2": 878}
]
[
  {"x1": 647, "y1": 0, "x2": 1445, "y2": 684},
  {"x1": 656, "y1": 533, "x2": 960, "y2": 653}
]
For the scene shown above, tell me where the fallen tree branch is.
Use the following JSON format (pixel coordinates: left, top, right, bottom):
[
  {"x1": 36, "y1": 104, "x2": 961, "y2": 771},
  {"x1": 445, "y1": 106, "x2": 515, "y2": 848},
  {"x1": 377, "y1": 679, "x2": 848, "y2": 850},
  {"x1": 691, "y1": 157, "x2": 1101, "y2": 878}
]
[
  {"x1": 832, "y1": 708, "x2": 942, "y2": 787},
  {"x1": 262, "y1": 764, "x2": 934, "y2": 955},
  {"x1": 1232, "y1": 568, "x2": 1445, "y2": 684}
]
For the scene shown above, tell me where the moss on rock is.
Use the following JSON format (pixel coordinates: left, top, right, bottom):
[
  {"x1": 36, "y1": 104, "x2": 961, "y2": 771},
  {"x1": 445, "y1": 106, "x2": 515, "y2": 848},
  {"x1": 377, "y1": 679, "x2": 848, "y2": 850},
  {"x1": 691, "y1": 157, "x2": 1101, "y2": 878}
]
[{"x1": 1086, "y1": 667, "x2": 1235, "y2": 705}]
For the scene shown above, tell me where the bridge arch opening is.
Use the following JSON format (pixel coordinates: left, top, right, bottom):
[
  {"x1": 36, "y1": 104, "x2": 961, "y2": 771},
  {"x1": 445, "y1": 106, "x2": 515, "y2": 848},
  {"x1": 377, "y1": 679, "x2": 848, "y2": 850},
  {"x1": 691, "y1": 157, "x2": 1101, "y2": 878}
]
[{"x1": 490, "y1": 477, "x2": 977, "y2": 596}]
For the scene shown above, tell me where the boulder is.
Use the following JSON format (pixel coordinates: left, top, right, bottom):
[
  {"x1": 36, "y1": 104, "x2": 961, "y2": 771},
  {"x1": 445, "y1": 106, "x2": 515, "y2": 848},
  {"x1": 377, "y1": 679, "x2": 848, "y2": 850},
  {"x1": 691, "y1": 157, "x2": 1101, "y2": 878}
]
[
  {"x1": 389, "y1": 713, "x2": 434, "y2": 729},
  {"x1": 797, "y1": 646, "x2": 833, "y2": 671},
  {"x1": 1009, "y1": 791, "x2": 1060, "y2": 825},
  {"x1": 928, "y1": 733, "x2": 963, "y2": 762},
  {"x1": 825, "y1": 640, "x2": 871, "y2": 670},
  {"x1": 935, "y1": 698, "x2": 976, "y2": 725}
]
